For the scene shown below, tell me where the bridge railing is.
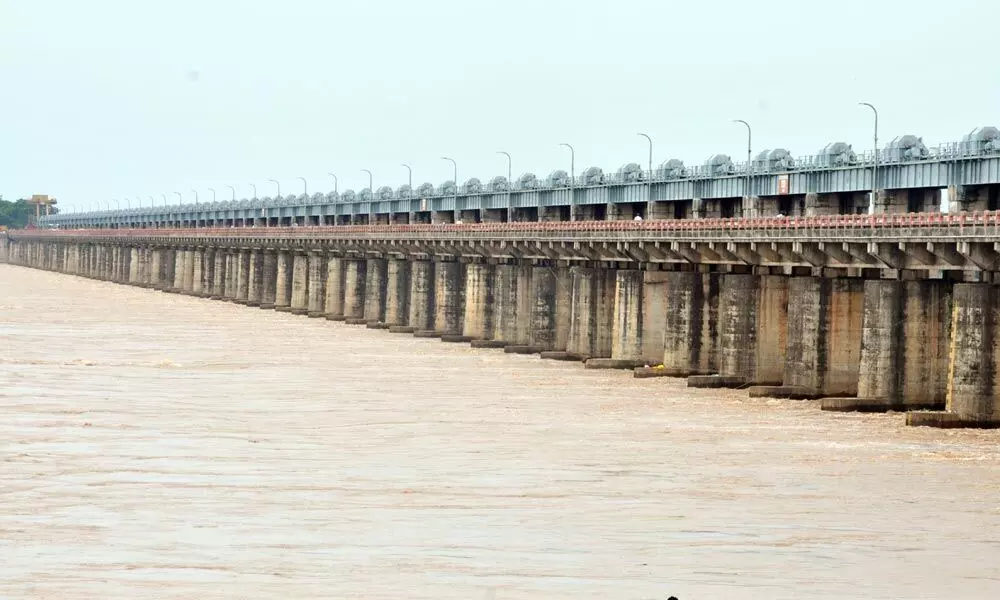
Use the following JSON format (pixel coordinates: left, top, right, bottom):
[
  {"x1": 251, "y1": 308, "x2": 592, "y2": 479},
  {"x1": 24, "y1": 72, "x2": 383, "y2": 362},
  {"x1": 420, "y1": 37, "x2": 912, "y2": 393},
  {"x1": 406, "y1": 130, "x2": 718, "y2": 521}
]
[{"x1": 14, "y1": 212, "x2": 1000, "y2": 243}]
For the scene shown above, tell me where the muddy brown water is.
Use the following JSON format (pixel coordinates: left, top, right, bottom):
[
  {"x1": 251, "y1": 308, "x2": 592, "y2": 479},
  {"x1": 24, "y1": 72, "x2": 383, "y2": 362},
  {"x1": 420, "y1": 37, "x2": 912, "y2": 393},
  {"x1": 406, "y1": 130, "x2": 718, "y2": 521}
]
[{"x1": 1, "y1": 264, "x2": 999, "y2": 599}]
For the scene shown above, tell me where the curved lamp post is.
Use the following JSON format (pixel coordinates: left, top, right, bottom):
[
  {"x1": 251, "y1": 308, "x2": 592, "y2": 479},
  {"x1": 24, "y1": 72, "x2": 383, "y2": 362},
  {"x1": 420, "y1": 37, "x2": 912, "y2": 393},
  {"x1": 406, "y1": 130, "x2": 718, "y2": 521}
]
[
  {"x1": 327, "y1": 172, "x2": 338, "y2": 194},
  {"x1": 248, "y1": 183, "x2": 257, "y2": 200},
  {"x1": 859, "y1": 102, "x2": 879, "y2": 213},
  {"x1": 297, "y1": 177, "x2": 308, "y2": 196},
  {"x1": 496, "y1": 151, "x2": 512, "y2": 182},
  {"x1": 440, "y1": 156, "x2": 457, "y2": 187},
  {"x1": 401, "y1": 164, "x2": 412, "y2": 190},
  {"x1": 226, "y1": 185, "x2": 236, "y2": 201},
  {"x1": 733, "y1": 119, "x2": 752, "y2": 199},
  {"x1": 268, "y1": 179, "x2": 280, "y2": 198}
]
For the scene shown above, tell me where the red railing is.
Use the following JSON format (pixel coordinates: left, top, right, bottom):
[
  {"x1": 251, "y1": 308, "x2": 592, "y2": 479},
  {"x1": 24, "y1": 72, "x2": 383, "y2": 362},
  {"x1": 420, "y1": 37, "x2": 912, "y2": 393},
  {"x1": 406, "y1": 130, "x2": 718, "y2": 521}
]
[{"x1": 10, "y1": 211, "x2": 1000, "y2": 239}]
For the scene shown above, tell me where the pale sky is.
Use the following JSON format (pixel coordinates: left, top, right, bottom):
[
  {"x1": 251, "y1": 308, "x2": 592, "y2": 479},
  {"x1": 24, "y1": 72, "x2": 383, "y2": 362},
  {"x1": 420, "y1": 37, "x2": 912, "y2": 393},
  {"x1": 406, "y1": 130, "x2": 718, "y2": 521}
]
[{"x1": 2, "y1": 0, "x2": 997, "y2": 211}]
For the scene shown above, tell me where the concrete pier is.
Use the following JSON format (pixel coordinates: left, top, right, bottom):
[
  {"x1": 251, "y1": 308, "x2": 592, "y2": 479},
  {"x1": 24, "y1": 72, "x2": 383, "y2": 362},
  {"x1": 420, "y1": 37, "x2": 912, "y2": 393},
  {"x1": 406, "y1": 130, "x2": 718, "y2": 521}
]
[
  {"x1": 210, "y1": 249, "x2": 225, "y2": 299},
  {"x1": 274, "y1": 250, "x2": 293, "y2": 311},
  {"x1": 662, "y1": 271, "x2": 719, "y2": 376},
  {"x1": 384, "y1": 258, "x2": 411, "y2": 327},
  {"x1": 307, "y1": 251, "x2": 327, "y2": 317},
  {"x1": 259, "y1": 250, "x2": 278, "y2": 309},
  {"x1": 191, "y1": 248, "x2": 204, "y2": 296},
  {"x1": 362, "y1": 258, "x2": 387, "y2": 325},
  {"x1": 462, "y1": 261, "x2": 494, "y2": 341},
  {"x1": 343, "y1": 258, "x2": 367, "y2": 323},
  {"x1": 247, "y1": 249, "x2": 263, "y2": 306},
  {"x1": 610, "y1": 269, "x2": 645, "y2": 364},
  {"x1": 565, "y1": 266, "x2": 615, "y2": 360},
  {"x1": 235, "y1": 249, "x2": 251, "y2": 304},
  {"x1": 323, "y1": 255, "x2": 345, "y2": 319},
  {"x1": 289, "y1": 252, "x2": 309, "y2": 315},
  {"x1": 406, "y1": 260, "x2": 435, "y2": 333},
  {"x1": 433, "y1": 260, "x2": 465, "y2": 337}
]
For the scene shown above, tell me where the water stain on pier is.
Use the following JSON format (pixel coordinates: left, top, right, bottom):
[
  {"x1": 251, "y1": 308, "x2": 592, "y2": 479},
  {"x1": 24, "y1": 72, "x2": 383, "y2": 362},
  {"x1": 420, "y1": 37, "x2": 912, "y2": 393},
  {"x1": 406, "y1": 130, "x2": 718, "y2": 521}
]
[{"x1": 1, "y1": 265, "x2": 999, "y2": 599}]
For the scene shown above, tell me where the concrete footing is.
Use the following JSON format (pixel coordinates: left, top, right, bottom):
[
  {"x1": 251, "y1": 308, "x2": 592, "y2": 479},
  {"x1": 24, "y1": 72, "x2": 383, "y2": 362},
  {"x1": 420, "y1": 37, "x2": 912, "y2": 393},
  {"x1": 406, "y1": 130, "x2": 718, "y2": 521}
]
[
  {"x1": 504, "y1": 345, "x2": 541, "y2": 355},
  {"x1": 414, "y1": 330, "x2": 441, "y2": 338},
  {"x1": 441, "y1": 334, "x2": 474, "y2": 343},
  {"x1": 274, "y1": 306, "x2": 293, "y2": 313},
  {"x1": 366, "y1": 322, "x2": 390, "y2": 329},
  {"x1": 290, "y1": 308, "x2": 309, "y2": 316},
  {"x1": 540, "y1": 351, "x2": 581, "y2": 362},
  {"x1": 906, "y1": 412, "x2": 1000, "y2": 429},
  {"x1": 307, "y1": 311, "x2": 325, "y2": 318},
  {"x1": 747, "y1": 385, "x2": 821, "y2": 399},
  {"x1": 388, "y1": 325, "x2": 416, "y2": 334},
  {"x1": 259, "y1": 303, "x2": 274, "y2": 310},
  {"x1": 633, "y1": 366, "x2": 716, "y2": 379},
  {"x1": 471, "y1": 339, "x2": 507, "y2": 349},
  {"x1": 822, "y1": 398, "x2": 945, "y2": 413},
  {"x1": 585, "y1": 358, "x2": 644, "y2": 369},
  {"x1": 344, "y1": 317, "x2": 367, "y2": 325},
  {"x1": 687, "y1": 375, "x2": 747, "y2": 388},
  {"x1": 325, "y1": 313, "x2": 346, "y2": 321}
]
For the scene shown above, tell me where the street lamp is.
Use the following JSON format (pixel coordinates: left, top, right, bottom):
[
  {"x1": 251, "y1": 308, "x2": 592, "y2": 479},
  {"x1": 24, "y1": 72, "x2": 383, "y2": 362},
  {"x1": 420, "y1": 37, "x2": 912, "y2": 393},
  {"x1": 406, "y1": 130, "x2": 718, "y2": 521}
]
[
  {"x1": 112, "y1": 199, "x2": 119, "y2": 210},
  {"x1": 361, "y1": 169, "x2": 373, "y2": 192},
  {"x1": 559, "y1": 143, "x2": 575, "y2": 220},
  {"x1": 859, "y1": 102, "x2": 879, "y2": 214},
  {"x1": 496, "y1": 151, "x2": 512, "y2": 182},
  {"x1": 637, "y1": 133, "x2": 653, "y2": 181},
  {"x1": 248, "y1": 183, "x2": 257, "y2": 199},
  {"x1": 733, "y1": 119, "x2": 752, "y2": 200},
  {"x1": 174, "y1": 191, "x2": 183, "y2": 205},
  {"x1": 327, "y1": 172, "x2": 338, "y2": 194},
  {"x1": 297, "y1": 177, "x2": 307, "y2": 196},
  {"x1": 441, "y1": 156, "x2": 457, "y2": 187},
  {"x1": 268, "y1": 179, "x2": 280, "y2": 198},
  {"x1": 208, "y1": 188, "x2": 217, "y2": 203},
  {"x1": 226, "y1": 185, "x2": 236, "y2": 201},
  {"x1": 191, "y1": 189, "x2": 199, "y2": 205},
  {"x1": 161, "y1": 194, "x2": 167, "y2": 206},
  {"x1": 401, "y1": 164, "x2": 412, "y2": 190}
]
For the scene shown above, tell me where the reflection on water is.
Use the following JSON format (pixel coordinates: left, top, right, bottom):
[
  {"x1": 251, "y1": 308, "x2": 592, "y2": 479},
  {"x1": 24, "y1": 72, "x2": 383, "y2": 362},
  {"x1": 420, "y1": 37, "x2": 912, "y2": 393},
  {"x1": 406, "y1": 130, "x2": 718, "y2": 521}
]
[{"x1": 1, "y1": 264, "x2": 999, "y2": 599}]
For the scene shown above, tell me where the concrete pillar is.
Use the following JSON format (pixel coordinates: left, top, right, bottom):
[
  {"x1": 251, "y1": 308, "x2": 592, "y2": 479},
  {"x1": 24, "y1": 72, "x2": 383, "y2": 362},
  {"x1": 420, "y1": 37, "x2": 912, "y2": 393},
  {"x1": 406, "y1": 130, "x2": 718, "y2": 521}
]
[
  {"x1": 225, "y1": 251, "x2": 239, "y2": 300},
  {"x1": 433, "y1": 260, "x2": 465, "y2": 337},
  {"x1": 236, "y1": 249, "x2": 251, "y2": 304},
  {"x1": 343, "y1": 258, "x2": 368, "y2": 323},
  {"x1": 259, "y1": 250, "x2": 278, "y2": 309},
  {"x1": 274, "y1": 250, "x2": 293, "y2": 311},
  {"x1": 462, "y1": 262, "x2": 494, "y2": 341},
  {"x1": 289, "y1": 251, "x2": 310, "y2": 315},
  {"x1": 565, "y1": 266, "x2": 616, "y2": 359},
  {"x1": 363, "y1": 257, "x2": 388, "y2": 324},
  {"x1": 940, "y1": 283, "x2": 1000, "y2": 424},
  {"x1": 527, "y1": 264, "x2": 569, "y2": 352},
  {"x1": 662, "y1": 271, "x2": 720, "y2": 376},
  {"x1": 171, "y1": 248, "x2": 185, "y2": 292},
  {"x1": 211, "y1": 249, "x2": 226, "y2": 299},
  {"x1": 826, "y1": 280, "x2": 952, "y2": 412},
  {"x1": 385, "y1": 258, "x2": 411, "y2": 327},
  {"x1": 129, "y1": 247, "x2": 141, "y2": 284},
  {"x1": 247, "y1": 249, "x2": 263, "y2": 307},
  {"x1": 182, "y1": 248, "x2": 195, "y2": 293},
  {"x1": 150, "y1": 248, "x2": 163, "y2": 288},
  {"x1": 698, "y1": 273, "x2": 787, "y2": 387},
  {"x1": 490, "y1": 263, "x2": 534, "y2": 348},
  {"x1": 323, "y1": 255, "x2": 345, "y2": 319},
  {"x1": 201, "y1": 248, "x2": 215, "y2": 294},
  {"x1": 307, "y1": 251, "x2": 327, "y2": 317},
  {"x1": 191, "y1": 248, "x2": 204, "y2": 296},
  {"x1": 639, "y1": 271, "x2": 669, "y2": 366},
  {"x1": 609, "y1": 269, "x2": 644, "y2": 364},
  {"x1": 781, "y1": 277, "x2": 864, "y2": 397},
  {"x1": 407, "y1": 260, "x2": 435, "y2": 333}
]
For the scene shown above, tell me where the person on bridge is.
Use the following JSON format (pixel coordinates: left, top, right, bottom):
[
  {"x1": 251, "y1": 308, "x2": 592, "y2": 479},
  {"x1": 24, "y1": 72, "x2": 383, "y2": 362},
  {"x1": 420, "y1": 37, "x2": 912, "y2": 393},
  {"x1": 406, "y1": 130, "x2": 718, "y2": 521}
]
[{"x1": 633, "y1": 214, "x2": 643, "y2": 221}]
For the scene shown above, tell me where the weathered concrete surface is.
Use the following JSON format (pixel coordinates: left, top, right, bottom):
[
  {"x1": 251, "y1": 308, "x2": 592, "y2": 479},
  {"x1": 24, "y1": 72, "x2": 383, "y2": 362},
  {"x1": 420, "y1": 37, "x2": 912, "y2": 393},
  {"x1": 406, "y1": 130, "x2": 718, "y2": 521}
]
[
  {"x1": 566, "y1": 266, "x2": 616, "y2": 360},
  {"x1": 289, "y1": 252, "x2": 309, "y2": 315},
  {"x1": 528, "y1": 265, "x2": 569, "y2": 352},
  {"x1": 384, "y1": 258, "x2": 411, "y2": 327},
  {"x1": 714, "y1": 274, "x2": 787, "y2": 386},
  {"x1": 433, "y1": 260, "x2": 465, "y2": 336},
  {"x1": 362, "y1": 258, "x2": 388, "y2": 324},
  {"x1": 343, "y1": 258, "x2": 367, "y2": 321},
  {"x1": 236, "y1": 249, "x2": 251, "y2": 304},
  {"x1": 323, "y1": 256, "x2": 345, "y2": 319},
  {"x1": 307, "y1": 251, "x2": 327, "y2": 317},
  {"x1": 662, "y1": 271, "x2": 719, "y2": 376},
  {"x1": 247, "y1": 249, "x2": 263, "y2": 306},
  {"x1": 462, "y1": 262, "x2": 494, "y2": 341},
  {"x1": 855, "y1": 280, "x2": 951, "y2": 409},
  {"x1": 782, "y1": 277, "x2": 864, "y2": 397},
  {"x1": 611, "y1": 269, "x2": 644, "y2": 362},
  {"x1": 259, "y1": 250, "x2": 278, "y2": 309},
  {"x1": 408, "y1": 260, "x2": 435, "y2": 332},
  {"x1": 940, "y1": 283, "x2": 1000, "y2": 424},
  {"x1": 274, "y1": 250, "x2": 293, "y2": 310}
]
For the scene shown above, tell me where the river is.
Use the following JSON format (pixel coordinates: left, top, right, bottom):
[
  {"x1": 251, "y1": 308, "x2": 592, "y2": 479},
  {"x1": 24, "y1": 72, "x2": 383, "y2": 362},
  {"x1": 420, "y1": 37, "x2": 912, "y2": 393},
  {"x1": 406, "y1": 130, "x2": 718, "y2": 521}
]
[{"x1": 1, "y1": 264, "x2": 998, "y2": 599}]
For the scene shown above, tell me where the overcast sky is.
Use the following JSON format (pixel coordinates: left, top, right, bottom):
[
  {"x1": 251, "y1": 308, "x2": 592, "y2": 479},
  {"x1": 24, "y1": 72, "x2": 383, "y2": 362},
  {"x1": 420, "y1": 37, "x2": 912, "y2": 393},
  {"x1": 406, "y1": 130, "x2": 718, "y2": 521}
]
[{"x1": 2, "y1": 0, "x2": 997, "y2": 211}]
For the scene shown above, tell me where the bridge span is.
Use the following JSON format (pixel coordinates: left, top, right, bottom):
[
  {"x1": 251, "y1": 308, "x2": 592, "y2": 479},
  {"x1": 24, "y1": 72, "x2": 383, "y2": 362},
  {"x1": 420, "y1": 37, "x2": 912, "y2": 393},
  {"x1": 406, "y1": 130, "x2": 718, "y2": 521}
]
[{"x1": 6, "y1": 214, "x2": 1000, "y2": 429}]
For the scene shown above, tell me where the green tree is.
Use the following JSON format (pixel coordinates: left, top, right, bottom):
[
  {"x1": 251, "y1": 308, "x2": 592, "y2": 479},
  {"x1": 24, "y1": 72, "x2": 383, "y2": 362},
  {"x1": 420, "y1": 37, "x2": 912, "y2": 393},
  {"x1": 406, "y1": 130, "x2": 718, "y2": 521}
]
[{"x1": 0, "y1": 196, "x2": 60, "y2": 228}]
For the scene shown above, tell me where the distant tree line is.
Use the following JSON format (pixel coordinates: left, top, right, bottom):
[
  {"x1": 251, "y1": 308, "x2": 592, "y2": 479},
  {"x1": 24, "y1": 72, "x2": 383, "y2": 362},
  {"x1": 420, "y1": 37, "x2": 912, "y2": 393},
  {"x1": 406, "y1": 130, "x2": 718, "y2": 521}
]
[{"x1": 0, "y1": 196, "x2": 60, "y2": 228}]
